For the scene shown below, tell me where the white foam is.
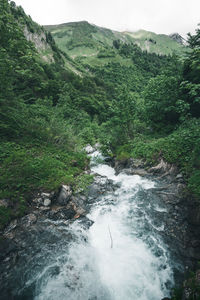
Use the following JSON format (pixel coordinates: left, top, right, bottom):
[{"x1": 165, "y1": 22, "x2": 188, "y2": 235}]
[{"x1": 35, "y1": 160, "x2": 174, "y2": 300}]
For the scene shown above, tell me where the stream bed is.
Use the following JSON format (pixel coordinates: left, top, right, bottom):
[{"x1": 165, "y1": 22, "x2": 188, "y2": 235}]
[{"x1": 0, "y1": 151, "x2": 187, "y2": 300}]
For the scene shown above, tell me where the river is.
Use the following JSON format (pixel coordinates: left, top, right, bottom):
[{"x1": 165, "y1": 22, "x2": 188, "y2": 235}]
[{"x1": 2, "y1": 151, "x2": 184, "y2": 299}]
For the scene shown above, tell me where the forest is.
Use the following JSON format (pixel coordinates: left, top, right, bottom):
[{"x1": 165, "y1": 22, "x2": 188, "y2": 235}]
[{"x1": 0, "y1": 0, "x2": 200, "y2": 236}]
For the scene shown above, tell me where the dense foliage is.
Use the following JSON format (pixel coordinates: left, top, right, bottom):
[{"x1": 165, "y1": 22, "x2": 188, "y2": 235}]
[{"x1": 1, "y1": 0, "x2": 200, "y2": 231}]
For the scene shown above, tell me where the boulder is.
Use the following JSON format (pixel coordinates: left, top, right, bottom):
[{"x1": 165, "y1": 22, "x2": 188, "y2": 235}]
[
  {"x1": 47, "y1": 207, "x2": 76, "y2": 221},
  {"x1": 176, "y1": 173, "x2": 183, "y2": 179},
  {"x1": 41, "y1": 192, "x2": 51, "y2": 199},
  {"x1": 57, "y1": 185, "x2": 72, "y2": 205},
  {"x1": 75, "y1": 216, "x2": 94, "y2": 229},
  {"x1": 122, "y1": 168, "x2": 148, "y2": 176},
  {"x1": 43, "y1": 199, "x2": 51, "y2": 207},
  {"x1": 85, "y1": 144, "x2": 95, "y2": 154}
]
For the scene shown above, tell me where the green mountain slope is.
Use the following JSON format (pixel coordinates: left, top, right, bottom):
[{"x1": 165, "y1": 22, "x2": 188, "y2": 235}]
[
  {"x1": 45, "y1": 21, "x2": 188, "y2": 68},
  {"x1": 124, "y1": 29, "x2": 186, "y2": 55},
  {"x1": 9, "y1": 3, "x2": 84, "y2": 75}
]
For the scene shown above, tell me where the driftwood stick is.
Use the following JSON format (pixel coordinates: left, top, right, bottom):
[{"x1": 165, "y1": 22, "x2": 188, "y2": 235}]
[{"x1": 108, "y1": 225, "x2": 113, "y2": 249}]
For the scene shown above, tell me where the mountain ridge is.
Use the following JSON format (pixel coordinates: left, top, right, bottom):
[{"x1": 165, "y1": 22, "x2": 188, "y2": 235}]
[{"x1": 44, "y1": 20, "x2": 187, "y2": 59}]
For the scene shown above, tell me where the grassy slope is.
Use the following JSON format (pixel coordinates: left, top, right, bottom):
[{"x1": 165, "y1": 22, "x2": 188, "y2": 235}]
[
  {"x1": 45, "y1": 21, "x2": 187, "y2": 68},
  {"x1": 0, "y1": 5, "x2": 92, "y2": 229},
  {"x1": 124, "y1": 29, "x2": 186, "y2": 56}
]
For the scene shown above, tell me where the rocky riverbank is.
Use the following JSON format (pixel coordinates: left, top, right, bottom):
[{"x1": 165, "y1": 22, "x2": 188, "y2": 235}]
[
  {"x1": 114, "y1": 157, "x2": 200, "y2": 263},
  {"x1": 0, "y1": 146, "x2": 200, "y2": 299},
  {"x1": 113, "y1": 156, "x2": 200, "y2": 299}
]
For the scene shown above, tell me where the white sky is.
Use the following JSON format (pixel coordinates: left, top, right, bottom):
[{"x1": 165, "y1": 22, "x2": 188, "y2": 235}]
[{"x1": 14, "y1": 0, "x2": 199, "y2": 37}]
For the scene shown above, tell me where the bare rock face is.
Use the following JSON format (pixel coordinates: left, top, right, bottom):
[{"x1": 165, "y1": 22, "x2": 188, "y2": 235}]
[
  {"x1": 169, "y1": 33, "x2": 185, "y2": 45},
  {"x1": 23, "y1": 26, "x2": 54, "y2": 63},
  {"x1": 57, "y1": 185, "x2": 72, "y2": 205}
]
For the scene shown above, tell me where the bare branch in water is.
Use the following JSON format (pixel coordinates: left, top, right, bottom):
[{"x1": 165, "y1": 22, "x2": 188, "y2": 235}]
[{"x1": 108, "y1": 225, "x2": 113, "y2": 249}]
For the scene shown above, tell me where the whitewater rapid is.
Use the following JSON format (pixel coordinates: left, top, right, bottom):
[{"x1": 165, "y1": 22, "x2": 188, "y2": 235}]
[{"x1": 33, "y1": 151, "x2": 177, "y2": 300}]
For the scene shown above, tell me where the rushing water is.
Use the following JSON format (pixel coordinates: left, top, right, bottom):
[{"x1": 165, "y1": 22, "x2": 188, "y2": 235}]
[{"x1": 5, "y1": 151, "x2": 183, "y2": 300}]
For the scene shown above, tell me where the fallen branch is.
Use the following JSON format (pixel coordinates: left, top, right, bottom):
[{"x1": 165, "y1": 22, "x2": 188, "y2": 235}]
[{"x1": 108, "y1": 225, "x2": 113, "y2": 249}]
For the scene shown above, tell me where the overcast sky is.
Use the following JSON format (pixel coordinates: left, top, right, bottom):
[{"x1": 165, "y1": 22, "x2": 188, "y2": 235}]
[{"x1": 14, "y1": 0, "x2": 199, "y2": 37}]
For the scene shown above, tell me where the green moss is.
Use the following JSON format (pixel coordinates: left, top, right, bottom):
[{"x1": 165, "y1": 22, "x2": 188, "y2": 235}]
[{"x1": 127, "y1": 119, "x2": 200, "y2": 200}]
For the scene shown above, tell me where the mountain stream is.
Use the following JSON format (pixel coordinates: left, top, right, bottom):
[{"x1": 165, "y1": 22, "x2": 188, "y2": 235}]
[{"x1": 4, "y1": 151, "x2": 184, "y2": 300}]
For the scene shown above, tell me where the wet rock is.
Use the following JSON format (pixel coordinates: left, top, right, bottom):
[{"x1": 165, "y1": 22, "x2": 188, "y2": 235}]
[
  {"x1": 114, "y1": 158, "x2": 146, "y2": 174},
  {"x1": 87, "y1": 175, "x2": 116, "y2": 200},
  {"x1": 39, "y1": 206, "x2": 50, "y2": 212},
  {"x1": 32, "y1": 197, "x2": 43, "y2": 205},
  {"x1": 0, "y1": 238, "x2": 18, "y2": 261},
  {"x1": 21, "y1": 214, "x2": 37, "y2": 226},
  {"x1": 47, "y1": 207, "x2": 76, "y2": 221},
  {"x1": 41, "y1": 192, "x2": 51, "y2": 199},
  {"x1": 43, "y1": 199, "x2": 51, "y2": 207},
  {"x1": 122, "y1": 168, "x2": 148, "y2": 176},
  {"x1": 75, "y1": 216, "x2": 94, "y2": 229},
  {"x1": 104, "y1": 156, "x2": 114, "y2": 164},
  {"x1": 74, "y1": 207, "x2": 86, "y2": 216},
  {"x1": 57, "y1": 185, "x2": 72, "y2": 205},
  {"x1": 72, "y1": 195, "x2": 87, "y2": 207},
  {"x1": 114, "y1": 159, "x2": 130, "y2": 174}
]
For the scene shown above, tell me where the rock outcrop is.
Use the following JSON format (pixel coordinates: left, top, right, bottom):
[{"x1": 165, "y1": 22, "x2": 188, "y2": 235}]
[{"x1": 169, "y1": 33, "x2": 185, "y2": 45}]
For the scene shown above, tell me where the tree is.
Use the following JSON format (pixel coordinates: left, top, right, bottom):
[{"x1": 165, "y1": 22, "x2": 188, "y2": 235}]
[
  {"x1": 181, "y1": 25, "x2": 200, "y2": 117},
  {"x1": 143, "y1": 75, "x2": 180, "y2": 131},
  {"x1": 102, "y1": 87, "x2": 136, "y2": 149}
]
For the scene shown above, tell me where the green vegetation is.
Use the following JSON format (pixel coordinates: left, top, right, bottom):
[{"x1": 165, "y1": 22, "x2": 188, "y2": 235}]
[
  {"x1": 0, "y1": 0, "x2": 200, "y2": 230},
  {"x1": 111, "y1": 26, "x2": 200, "y2": 201},
  {"x1": 0, "y1": 1, "x2": 94, "y2": 228},
  {"x1": 124, "y1": 29, "x2": 187, "y2": 56},
  {"x1": 46, "y1": 22, "x2": 187, "y2": 66}
]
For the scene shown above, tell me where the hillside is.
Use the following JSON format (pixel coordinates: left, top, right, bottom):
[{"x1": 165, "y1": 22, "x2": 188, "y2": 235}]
[
  {"x1": 124, "y1": 29, "x2": 187, "y2": 55},
  {"x1": 1, "y1": 0, "x2": 200, "y2": 298},
  {"x1": 9, "y1": 2, "x2": 84, "y2": 75},
  {"x1": 45, "y1": 21, "x2": 188, "y2": 68}
]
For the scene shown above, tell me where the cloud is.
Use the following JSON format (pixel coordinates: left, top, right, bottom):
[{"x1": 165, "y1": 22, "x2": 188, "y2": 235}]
[{"x1": 14, "y1": 0, "x2": 200, "y2": 37}]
